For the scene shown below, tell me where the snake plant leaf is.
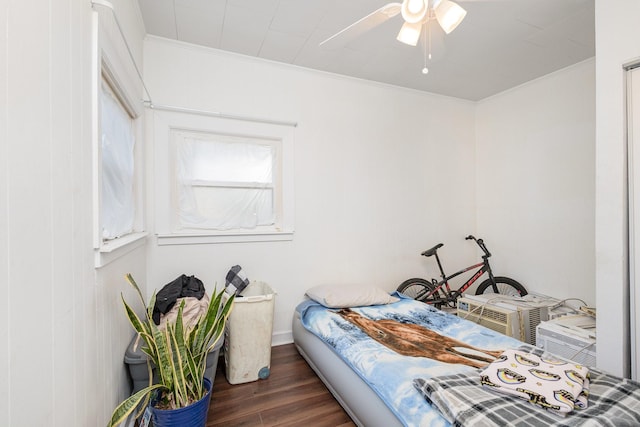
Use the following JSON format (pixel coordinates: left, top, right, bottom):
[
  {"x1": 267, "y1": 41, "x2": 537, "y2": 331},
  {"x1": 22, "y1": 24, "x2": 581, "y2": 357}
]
[
  {"x1": 194, "y1": 289, "x2": 233, "y2": 357},
  {"x1": 207, "y1": 322, "x2": 226, "y2": 354},
  {"x1": 193, "y1": 289, "x2": 221, "y2": 350},
  {"x1": 157, "y1": 323, "x2": 175, "y2": 390},
  {"x1": 124, "y1": 274, "x2": 144, "y2": 305},
  {"x1": 173, "y1": 302, "x2": 201, "y2": 400},
  {"x1": 168, "y1": 322, "x2": 189, "y2": 407},
  {"x1": 106, "y1": 383, "x2": 165, "y2": 427},
  {"x1": 205, "y1": 293, "x2": 234, "y2": 355},
  {"x1": 183, "y1": 339, "x2": 199, "y2": 395},
  {"x1": 122, "y1": 297, "x2": 148, "y2": 336},
  {"x1": 147, "y1": 292, "x2": 157, "y2": 325}
]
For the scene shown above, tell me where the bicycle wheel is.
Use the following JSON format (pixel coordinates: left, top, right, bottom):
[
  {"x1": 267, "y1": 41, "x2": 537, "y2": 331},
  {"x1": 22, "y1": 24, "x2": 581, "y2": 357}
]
[
  {"x1": 474, "y1": 276, "x2": 528, "y2": 297},
  {"x1": 397, "y1": 278, "x2": 442, "y2": 304}
]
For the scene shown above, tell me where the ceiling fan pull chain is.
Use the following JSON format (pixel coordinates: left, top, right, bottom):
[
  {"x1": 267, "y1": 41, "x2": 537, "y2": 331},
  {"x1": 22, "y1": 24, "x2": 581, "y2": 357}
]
[
  {"x1": 422, "y1": 20, "x2": 430, "y2": 74},
  {"x1": 428, "y1": 18, "x2": 432, "y2": 60}
]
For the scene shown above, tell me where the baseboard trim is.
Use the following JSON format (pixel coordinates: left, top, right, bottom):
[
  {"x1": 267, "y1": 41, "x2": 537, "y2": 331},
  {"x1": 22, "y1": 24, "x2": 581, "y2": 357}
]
[{"x1": 272, "y1": 330, "x2": 293, "y2": 346}]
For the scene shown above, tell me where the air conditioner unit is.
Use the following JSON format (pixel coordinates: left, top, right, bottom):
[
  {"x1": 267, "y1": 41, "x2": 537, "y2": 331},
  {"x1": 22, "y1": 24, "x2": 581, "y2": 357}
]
[
  {"x1": 536, "y1": 315, "x2": 596, "y2": 366},
  {"x1": 456, "y1": 293, "x2": 560, "y2": 344}
]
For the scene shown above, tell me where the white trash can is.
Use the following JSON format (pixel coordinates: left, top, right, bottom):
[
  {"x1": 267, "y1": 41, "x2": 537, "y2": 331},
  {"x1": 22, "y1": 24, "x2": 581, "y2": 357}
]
[{"x1": 224, "y1": 281, "x2": 275, "y2": 384}]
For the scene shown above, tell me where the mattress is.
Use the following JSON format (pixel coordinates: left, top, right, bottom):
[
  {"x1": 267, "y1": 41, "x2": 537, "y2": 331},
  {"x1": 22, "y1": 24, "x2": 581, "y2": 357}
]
[
  {"x1": 292, "y1": 308, "x2": 404, "y2": 427},
  {"x1": 292, "y1": 295, "x2": 522, "y2": 426},
  {"x1": 292, "y1": 294, "x2": 640, "y2": 427}
]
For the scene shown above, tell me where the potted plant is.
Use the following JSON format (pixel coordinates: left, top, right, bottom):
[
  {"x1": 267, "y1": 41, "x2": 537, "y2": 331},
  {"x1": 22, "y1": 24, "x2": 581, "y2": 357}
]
[{"x1": 107, "y1": 274, "x2": 234, "y2": 427}]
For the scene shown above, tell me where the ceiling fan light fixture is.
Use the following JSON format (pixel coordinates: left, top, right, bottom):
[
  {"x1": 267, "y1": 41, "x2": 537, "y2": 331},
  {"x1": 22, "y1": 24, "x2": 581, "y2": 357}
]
[
  {"x1": 401, "y1": 0, "x2": 427, "y2": 24},
  {"x1": 397, "y1": 21, "x2": 422, "y2": 46},
  {"x1": 434, "y1": 0, "x2": 466, "y2": 34}
]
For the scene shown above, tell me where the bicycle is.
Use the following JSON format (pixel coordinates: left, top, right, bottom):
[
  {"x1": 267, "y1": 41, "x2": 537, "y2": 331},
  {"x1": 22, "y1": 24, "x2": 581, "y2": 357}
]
[{"x1": 397, "y1": 235, "x2": 527, "y2": 309}]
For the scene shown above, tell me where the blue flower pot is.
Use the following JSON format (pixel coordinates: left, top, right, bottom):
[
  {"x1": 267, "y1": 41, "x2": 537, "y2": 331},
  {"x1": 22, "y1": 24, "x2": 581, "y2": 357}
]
[{"x1": 151, "y1": 378, "x2": 212, "y2": 427}]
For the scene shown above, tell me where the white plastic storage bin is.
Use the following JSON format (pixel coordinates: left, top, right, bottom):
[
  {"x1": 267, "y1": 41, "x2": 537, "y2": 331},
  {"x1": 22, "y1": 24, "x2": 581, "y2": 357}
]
[{"x1": 224, "y1": 281, "x2": 275, "y2": 384}]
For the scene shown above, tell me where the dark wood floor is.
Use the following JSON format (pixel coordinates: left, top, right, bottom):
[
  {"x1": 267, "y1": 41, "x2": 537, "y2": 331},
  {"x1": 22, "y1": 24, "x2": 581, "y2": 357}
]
[{"x1": 207, "y1": 344, "x2": 356, "y2": 427}]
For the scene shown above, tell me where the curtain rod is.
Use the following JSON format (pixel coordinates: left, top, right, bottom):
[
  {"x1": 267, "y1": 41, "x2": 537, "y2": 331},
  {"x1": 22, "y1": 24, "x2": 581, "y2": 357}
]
[
  {"x1": 91, "y1": 0, "x2": 298, "y2": 129},
  {"x1": 145, "y1": 102, "x2": 298, "y2": 128}
]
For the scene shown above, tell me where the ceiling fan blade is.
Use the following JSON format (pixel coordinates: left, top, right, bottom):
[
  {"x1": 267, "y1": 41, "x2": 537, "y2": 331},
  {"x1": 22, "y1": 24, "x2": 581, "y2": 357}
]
[{"x1": 319, "y1": 2, "x2": 402, "y2": 49}]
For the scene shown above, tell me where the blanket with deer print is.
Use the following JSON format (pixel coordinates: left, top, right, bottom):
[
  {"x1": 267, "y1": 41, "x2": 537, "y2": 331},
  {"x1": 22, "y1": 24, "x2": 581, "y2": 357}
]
[{"x1": 297, "y1": 293, "x2": 523, "y2": 427}]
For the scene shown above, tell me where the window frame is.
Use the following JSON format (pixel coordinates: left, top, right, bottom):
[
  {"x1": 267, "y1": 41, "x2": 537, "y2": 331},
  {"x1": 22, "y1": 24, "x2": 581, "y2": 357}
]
[
  {"x1": 92, "y1": 11, "x2": 146, "y2": 267},
  {"x1": 152, "y1": 109, "x2": 295, "y2": 245}
]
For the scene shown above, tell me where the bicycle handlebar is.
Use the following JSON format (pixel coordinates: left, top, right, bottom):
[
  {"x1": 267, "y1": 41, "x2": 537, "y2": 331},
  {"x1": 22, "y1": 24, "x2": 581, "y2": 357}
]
[{"x1": 465, "y1": 235, "x2": 491, "y2": 258}]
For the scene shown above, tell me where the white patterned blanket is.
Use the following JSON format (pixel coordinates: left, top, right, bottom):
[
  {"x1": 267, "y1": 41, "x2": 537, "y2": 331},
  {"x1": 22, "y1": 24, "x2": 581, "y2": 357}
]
[{"x1": 413, "y1": 346, "x2": 640, "y2": 426}]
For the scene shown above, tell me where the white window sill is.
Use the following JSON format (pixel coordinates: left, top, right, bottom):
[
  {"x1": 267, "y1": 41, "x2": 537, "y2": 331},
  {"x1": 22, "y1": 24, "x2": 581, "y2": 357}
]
[
  {"x1": 156, "y1": 230, "x2": 294, "y2": 245},
  {"x1": 95, "y1": 231, "x2": 148, "y2": 268}
]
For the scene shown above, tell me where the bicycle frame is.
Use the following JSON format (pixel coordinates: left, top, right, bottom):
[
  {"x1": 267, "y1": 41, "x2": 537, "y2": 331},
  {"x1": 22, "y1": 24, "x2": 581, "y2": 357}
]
[
  {"x1": 423, "y1": 237, "x2": 497, "y2": 302},
  {"x1": 430, "y1": 261, "x2": 491, "y2": 300}
]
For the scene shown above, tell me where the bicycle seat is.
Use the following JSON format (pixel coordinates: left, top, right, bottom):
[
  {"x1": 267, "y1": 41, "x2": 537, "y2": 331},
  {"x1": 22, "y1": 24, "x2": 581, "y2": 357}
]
[{"x1": 421, "y1": 243, "x2": 443, "y2": 257}]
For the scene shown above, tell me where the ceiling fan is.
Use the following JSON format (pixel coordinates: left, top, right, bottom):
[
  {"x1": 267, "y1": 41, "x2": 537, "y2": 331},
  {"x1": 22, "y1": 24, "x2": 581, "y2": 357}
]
[{"x1": 319, "y1": 0, "x2": 467, "y2": 49}]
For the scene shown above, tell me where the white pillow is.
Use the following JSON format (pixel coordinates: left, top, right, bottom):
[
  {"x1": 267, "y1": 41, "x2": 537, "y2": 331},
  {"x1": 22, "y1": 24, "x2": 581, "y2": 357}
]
[{"x1": 305, "y1": 284, "x2": 399, "y2": 308}]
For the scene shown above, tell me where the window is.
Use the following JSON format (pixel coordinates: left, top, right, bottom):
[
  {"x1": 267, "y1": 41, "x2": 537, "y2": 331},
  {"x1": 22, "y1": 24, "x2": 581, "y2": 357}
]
[
  {"x1": 100, "y1": 80, "x2": 135, "y2": 240},
  {"x1": 152, "y1": 110, "x2": 294, "y2": 244},
  {"x1": 174, "y1": 131, "x2": 279, "y2": 231}
]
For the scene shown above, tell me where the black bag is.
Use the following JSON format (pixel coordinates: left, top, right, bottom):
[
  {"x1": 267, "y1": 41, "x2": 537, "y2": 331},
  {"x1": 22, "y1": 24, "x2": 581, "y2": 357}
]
[{"x1": 152, "y1": 274, "x2": 206, "y2": 324}]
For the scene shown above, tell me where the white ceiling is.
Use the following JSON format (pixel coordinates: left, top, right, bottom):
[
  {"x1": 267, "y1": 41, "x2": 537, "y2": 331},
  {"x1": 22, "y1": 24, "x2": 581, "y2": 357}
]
[{"x1": 136, "y1": 0, "x2": 595, "y2": 101}]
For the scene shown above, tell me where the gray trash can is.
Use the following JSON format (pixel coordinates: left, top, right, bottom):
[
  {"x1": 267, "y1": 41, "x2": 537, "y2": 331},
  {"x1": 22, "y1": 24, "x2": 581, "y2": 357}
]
[{"x1": 224, "y1": 281, "x2": 275, "y2": 384}]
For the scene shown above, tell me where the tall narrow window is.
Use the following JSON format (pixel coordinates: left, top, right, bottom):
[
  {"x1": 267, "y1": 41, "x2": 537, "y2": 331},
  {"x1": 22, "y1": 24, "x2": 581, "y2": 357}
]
[
  {"x1": 92, "y1": 7, "x2": 146, "y2": 267},
  {"x1": 100, "y1": 80, "x2": 136, "y2": 240}
]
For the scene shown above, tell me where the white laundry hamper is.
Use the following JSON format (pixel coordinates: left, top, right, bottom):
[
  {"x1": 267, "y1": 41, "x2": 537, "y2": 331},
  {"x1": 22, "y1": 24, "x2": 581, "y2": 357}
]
[{"x1": 223, "y1": 281, "x2": 276, "y2": 384}]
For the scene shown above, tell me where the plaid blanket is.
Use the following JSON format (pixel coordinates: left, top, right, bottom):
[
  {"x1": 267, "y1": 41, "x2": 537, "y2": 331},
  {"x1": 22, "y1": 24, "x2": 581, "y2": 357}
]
[
  {"x1": 414, "y1": 348, "x2": 640, "y2": 427},
  {"x1": 225, "y1": 265, "x2": 250, "y2": 296}
]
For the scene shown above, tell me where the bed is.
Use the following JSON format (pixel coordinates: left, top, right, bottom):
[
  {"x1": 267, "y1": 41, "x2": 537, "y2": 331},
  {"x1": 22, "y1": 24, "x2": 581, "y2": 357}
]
[{"x1": 292, "y1": 286, "x2": 640, "y2": 427}]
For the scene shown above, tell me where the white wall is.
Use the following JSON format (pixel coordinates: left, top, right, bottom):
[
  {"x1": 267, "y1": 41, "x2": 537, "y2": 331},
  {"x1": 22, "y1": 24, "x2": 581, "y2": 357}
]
[
  {"x1": 1, "y1": 1, "x2": 148, "y2": 426},
  {"x1": 0, "y1": 2, "x2": 614, "y2": 424},
  {"x1": 143, "y1": 37, "x2": 478, "y2": 344},
  {"x1": 595, "y1": 0, "x2": 640, "y2": 377},
  {"x1": 476, "y1": 59, "x2": 596, "y2": 305}
]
